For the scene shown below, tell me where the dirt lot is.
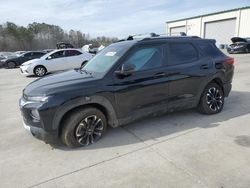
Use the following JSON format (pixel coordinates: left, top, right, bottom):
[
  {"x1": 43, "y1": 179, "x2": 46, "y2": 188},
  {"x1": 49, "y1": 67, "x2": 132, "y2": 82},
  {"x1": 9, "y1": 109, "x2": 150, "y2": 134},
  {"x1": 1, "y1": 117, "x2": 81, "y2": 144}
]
[{"x1": 0, "y1": 53, "x2": 250, "y2": 188}]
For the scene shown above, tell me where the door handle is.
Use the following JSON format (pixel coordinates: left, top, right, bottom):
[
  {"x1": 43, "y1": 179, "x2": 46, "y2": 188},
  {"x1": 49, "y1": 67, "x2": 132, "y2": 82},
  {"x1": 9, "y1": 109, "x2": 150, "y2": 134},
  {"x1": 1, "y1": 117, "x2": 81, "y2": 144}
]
[{"x1": 200, "y1": 64, "x2": 208, "y2": 69}]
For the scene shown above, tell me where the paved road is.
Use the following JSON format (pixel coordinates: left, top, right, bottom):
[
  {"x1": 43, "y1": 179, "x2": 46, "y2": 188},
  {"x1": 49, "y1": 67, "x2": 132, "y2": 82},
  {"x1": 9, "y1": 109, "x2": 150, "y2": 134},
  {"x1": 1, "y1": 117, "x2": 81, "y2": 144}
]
[{"x1": 0, "y1": 53, "x2": 250, "y2": 188}]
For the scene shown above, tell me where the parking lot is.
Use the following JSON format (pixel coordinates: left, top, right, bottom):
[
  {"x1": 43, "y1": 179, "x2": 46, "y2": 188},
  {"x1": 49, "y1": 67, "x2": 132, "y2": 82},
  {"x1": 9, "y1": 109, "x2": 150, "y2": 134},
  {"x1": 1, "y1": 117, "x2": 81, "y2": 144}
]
[{"x1": 0, "y1": 52, "x2": 250, "y2": 188}]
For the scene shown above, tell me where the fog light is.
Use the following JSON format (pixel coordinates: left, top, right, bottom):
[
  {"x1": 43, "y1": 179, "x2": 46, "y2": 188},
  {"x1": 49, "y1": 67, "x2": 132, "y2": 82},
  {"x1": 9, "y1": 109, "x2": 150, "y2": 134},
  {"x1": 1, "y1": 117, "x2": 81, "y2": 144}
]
[{"x1": 30, "y1": 109, "x2": 40, "y2": 121}]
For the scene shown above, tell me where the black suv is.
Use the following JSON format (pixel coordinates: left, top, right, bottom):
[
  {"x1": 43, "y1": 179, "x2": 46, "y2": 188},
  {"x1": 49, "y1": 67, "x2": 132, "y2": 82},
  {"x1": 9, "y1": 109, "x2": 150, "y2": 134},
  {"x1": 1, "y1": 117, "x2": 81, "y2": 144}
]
[
  {"x1": 4, "y1": 51, "x2": 46, "y2": 68},
  {"x1": 19, "y1": 35, "x2": 234, "y2": 147}
]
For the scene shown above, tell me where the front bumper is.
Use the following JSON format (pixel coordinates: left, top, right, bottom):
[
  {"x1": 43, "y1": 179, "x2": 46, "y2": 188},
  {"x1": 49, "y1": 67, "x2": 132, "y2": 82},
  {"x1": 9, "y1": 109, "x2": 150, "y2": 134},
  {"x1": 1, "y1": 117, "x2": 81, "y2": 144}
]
[
  {"x1": 20, "y1": 98, "x2": 59, "y2": 144},
  {"x1": 20, "y1": 65, "x2": 33, "y2": 76},
  {"x1": 22, "y1": 120, "x2": 58, "y2": 144}
]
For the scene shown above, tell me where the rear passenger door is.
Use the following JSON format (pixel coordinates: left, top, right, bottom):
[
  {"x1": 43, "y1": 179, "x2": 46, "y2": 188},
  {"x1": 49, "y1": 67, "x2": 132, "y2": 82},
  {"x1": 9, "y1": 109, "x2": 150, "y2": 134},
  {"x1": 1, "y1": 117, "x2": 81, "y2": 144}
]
[
  {"x1": 64, "y1": 50, "x2": 83, "y2": 69},
  {"x1": 165, "y1": 42, "x2": 212, "y2": 111}
]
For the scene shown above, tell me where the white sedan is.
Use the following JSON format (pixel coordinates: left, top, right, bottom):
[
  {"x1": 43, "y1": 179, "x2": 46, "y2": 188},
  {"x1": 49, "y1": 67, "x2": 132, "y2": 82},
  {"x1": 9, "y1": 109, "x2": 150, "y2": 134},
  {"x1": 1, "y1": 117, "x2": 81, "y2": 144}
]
[{"x1": 20, "y1": 48, "x2": 92, "y2": 77}]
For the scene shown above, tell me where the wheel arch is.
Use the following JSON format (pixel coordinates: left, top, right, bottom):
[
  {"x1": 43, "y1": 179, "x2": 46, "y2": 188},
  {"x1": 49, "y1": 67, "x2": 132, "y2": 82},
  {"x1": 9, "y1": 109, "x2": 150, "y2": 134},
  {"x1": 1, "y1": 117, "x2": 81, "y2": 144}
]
[
  {"x1": 53, "y1": 96, "x2": 119, "y2": 136},
  {"x1": 210, "y1": 77, "x2": 224, "y2": 94},
  {"x1": 196, "y1": 77, "x2": 224, "y2": 106}
]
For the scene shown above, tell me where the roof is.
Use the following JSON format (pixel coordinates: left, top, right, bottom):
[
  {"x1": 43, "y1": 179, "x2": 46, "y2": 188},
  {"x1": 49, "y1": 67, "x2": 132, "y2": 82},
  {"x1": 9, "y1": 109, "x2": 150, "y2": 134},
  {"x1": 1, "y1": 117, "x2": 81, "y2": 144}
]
[
  {"x1": 166, "y1": 6, "x2": 250, "y2": 23},
  {"x1": 115, "y1": 36, "x2": 207, "y2": 46}
]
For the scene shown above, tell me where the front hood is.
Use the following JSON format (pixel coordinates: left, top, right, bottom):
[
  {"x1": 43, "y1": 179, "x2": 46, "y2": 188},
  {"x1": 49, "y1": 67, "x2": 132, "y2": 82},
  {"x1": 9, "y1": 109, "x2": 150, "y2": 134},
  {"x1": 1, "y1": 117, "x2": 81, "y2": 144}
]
[
  {"x1": 6, "y1": 57, "x2": 18, "y2": 61},
  {"x1": 231, "y1": 37, "x2": 248, "y2": 43},
  {"x1": 24, "y1": 69, "x2": 98, "y2": 96},
  {"x1": 22, "y1": 59, "x2": 40, "y2": 66}
]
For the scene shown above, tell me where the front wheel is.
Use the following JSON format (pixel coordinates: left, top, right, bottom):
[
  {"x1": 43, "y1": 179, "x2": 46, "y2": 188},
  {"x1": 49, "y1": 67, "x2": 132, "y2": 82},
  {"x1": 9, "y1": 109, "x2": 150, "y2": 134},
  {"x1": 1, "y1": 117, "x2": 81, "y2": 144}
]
[
  {"x1": 34, "y1": 66, "x2": 47, "y2": 77},
  {"x1": 61, "y1": 108, "x2": 107, "y2": 147},
  {"x1": 198, "y1": 83, "x2": 224, "y2": 114}
]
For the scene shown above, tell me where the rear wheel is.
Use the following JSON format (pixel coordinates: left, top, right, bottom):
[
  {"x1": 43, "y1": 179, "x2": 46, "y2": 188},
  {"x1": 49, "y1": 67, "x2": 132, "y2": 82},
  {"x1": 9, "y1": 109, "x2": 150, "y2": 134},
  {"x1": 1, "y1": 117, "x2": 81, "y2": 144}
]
[
  {"x1": 34, "y1": 66, "x2": 47, "y2": 77},
  {"x1": 61, "y1": 108, "x2": 107, "y2": 148},
  {"x1": 7, "y1": 61, "x2": 16, "y2": 69},
  {"x1": 198, "y1": 83, "x2": 224, "y2": 114}
]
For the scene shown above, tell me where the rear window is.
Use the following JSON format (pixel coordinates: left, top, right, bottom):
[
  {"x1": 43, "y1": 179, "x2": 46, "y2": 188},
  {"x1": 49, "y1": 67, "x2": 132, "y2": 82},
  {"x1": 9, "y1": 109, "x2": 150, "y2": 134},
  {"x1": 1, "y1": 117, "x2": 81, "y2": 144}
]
[
  {"x1": 168, "y1": 43, "x2": 198, "y2": 65},
  {"x1": 198, "y1": 42, "x2": 224, "y2": 57}
]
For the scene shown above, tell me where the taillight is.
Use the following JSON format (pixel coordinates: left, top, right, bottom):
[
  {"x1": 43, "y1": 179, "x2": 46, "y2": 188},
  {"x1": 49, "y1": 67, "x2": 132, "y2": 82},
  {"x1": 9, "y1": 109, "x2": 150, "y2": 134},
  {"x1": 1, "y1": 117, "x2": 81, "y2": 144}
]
[{"x1": 225, "y1": 58, "x2": 234, "y2": 65}]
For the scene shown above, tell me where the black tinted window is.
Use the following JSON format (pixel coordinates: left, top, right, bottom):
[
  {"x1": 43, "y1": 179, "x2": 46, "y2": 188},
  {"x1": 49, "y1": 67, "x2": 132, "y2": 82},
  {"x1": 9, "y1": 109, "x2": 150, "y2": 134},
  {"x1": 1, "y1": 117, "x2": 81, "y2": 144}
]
[
  {"x1": 169, "y1": 43, "x2": 198, "y2": 65},
  {"x1": 124, "y1": 45, "x2": 163, "y2": 71},
  {"x1": 33, "y1": 52, "x2": 45, "y2": 56},
  {"x1": 50, "y1": 51, "x2": 65, "y2": 59},
  {"x1": 23, "y1": 53, "x2": 32, "y2": 57},
  {"x1": 198, "y1": 42, "x2": 223, "y2": 57},
  {"x1": 65, "y1": 50, "x2": 82, "y2": 57}
]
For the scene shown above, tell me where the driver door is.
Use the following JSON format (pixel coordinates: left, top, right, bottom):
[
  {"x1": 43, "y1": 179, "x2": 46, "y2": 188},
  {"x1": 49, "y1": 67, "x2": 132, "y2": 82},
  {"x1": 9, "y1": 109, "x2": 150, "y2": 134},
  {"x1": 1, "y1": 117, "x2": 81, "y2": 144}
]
[
  {"x1": 113, "y1": 43, "x2": 169, "y2": 121},
  {"x1": 45, "y1": 50, "x2": 67, "y2": 72}
]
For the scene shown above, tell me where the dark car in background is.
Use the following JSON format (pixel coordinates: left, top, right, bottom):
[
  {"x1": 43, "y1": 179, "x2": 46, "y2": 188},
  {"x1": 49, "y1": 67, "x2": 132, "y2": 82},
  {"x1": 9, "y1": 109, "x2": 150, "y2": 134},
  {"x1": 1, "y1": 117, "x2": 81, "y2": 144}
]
[
  {"x1": 20, "y1": 35, "x2": 234, "y2": 148},
  {"x1": 56, "y1": 42, "x2": 74, "y2": 49},
  {"x1": 227, "y1": 37, "x2": 250, "y2": 54},
  {"x1": 3, "y1": 51, "x2": 46, "y2": 68}
]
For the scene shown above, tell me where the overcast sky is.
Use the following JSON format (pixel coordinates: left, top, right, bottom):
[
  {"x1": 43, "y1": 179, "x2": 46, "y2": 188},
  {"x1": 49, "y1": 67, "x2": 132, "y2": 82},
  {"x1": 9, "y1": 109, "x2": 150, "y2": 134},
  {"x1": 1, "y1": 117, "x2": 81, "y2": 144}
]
[{"x1": 0, "y1": 0, "x2": 249, "y2": 38}]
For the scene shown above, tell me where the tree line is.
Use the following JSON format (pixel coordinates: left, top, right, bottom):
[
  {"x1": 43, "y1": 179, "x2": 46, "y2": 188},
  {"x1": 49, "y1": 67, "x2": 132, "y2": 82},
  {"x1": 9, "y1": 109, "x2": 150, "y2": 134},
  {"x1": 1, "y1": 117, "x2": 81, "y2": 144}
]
[{"x1": 0, "y1": 22, "x2": 118, "y2": 51}]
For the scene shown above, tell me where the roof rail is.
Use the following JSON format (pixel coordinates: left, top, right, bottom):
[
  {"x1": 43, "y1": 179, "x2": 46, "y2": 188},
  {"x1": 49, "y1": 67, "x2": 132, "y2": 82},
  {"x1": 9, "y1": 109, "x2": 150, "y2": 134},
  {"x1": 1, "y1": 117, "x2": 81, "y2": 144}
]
[{"x1": 116, "y1": 32, "x2": 200, "y2": 43}]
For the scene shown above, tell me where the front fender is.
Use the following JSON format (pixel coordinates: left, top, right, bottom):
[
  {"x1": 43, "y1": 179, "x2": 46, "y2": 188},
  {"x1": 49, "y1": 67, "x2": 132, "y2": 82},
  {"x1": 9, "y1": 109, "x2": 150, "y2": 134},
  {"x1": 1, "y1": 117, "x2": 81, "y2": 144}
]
[{"x1": 52, "y1": 95, "x2": 119, "y2": 132}]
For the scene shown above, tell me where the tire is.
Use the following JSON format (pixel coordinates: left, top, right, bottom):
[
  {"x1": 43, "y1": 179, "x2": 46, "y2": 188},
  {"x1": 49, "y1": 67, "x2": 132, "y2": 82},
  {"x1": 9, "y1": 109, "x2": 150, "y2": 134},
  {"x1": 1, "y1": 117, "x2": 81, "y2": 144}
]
[
  {"x1": 61, "y1": 107, "x2": 107, "y2": 148},
  {"x1": 34, "y1": 66, "x2": 47, "y2": 77},
  {"x1": 7, "y1": 61, "x2": 16, "y2": 69},
  {"x1": 198, "y1": 82, "x2": 224, "y2": 114}
]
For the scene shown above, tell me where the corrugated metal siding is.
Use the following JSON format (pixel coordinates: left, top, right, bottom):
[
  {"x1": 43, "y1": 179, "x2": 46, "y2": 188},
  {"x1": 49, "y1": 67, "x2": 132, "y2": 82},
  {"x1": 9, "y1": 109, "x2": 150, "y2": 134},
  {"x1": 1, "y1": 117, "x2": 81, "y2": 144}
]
[{"x1": 204, "y1": 18, "x2": 236, "y2": 45}]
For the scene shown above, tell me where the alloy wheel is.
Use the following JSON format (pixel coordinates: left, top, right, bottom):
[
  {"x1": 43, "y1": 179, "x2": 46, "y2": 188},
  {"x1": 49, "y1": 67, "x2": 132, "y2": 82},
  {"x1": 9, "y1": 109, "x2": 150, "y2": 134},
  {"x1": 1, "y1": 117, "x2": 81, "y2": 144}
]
[
  {"x1": 75, "y1": 115, "x2": 104, "y2": 146},
  {"x1": 35, "y1": 67, "x2": 46, "y2": 76},
  {"x1": 206, "y1": 87, "x2": 223, "y2": 112}
]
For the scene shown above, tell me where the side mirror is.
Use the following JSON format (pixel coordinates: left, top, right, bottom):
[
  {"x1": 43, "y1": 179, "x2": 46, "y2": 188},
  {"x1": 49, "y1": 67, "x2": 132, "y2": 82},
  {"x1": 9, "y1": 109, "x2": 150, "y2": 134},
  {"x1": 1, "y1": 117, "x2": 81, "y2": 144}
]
[
  {"x1": 115, "y1": 63, "x2": 136, "y2": 76},
  {"x1": 46, "y1": 56, "x2": 52, "y2": 60}
]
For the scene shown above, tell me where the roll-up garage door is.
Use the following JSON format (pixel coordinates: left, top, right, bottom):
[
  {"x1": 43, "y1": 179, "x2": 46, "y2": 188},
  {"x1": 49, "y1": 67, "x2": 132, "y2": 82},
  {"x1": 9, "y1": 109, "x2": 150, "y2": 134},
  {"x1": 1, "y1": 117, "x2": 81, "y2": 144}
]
[
  {"x1": 170, "y1": 26, "x2": 186, "y2": 36},
  {"x1": 204, "y1": 18, "x2": 236, "y2": 45}
]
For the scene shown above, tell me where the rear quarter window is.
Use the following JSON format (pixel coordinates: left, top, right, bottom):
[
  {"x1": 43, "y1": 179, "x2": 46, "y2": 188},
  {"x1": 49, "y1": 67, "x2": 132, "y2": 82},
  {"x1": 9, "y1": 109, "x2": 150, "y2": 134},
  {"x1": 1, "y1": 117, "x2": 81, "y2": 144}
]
[
  {"x1": 198, "y1": 42, "x2": 224, "y2": 57},
  {"x1": 168, "y1": 43, "x2": 198, "y2": 65}
]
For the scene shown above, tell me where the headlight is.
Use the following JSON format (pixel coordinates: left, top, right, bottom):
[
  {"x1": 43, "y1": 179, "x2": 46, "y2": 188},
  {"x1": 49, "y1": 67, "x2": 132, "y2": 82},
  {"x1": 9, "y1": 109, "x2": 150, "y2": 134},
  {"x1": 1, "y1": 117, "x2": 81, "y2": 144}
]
[
  {"x1": 27, "y1": 96, "x2": 49, "y2": 102},
  {"x1": 234, "y1": 45, "x2": 244, "y2": 49},
  {"x1": 1, "y1": 59, "x2": 7, "y2": 62},
  {"x1": 22, "y1": 63, "x2": 32, "y2": 66}
]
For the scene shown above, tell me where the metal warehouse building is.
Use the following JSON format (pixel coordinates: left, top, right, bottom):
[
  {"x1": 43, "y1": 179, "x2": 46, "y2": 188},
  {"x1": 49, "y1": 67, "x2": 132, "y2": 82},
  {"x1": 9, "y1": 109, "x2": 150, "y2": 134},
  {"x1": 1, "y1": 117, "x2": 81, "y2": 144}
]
[{"x1": 166, "y1": 6, "x2": 250, "y2": 46}]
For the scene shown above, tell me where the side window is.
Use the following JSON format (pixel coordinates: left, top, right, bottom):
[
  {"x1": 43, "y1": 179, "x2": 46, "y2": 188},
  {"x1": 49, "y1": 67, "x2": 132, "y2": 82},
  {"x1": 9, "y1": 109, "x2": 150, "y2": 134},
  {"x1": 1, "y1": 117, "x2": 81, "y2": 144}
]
[
  {"x1": 198, "y1": 42, "x2": 224, "y2": 57},
  {"x1": 124, "y1": 45, "x2": 163, "y2": 71},
  {"x1": 65, "y1": 50, "x2": 82, "y2": 57},
  {"x1": 168, "y1": 43, "x2": 198, "y2": 65},
  {"x1": 50, "y1": 51, "x2": 65, "y2": 59},
  {"x1": 23, "y1": 53, "x2": 32, "y2": 57},
  {"x1": 33, "y1": 52, "x2": 45, "y2": 57}
]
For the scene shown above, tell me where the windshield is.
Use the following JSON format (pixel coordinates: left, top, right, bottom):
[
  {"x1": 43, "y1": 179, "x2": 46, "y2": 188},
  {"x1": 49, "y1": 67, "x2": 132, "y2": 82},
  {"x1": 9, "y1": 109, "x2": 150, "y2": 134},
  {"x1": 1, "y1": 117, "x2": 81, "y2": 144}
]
[{"x1": 82, "y1": 42, "x2": 132, "y2": 75}]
